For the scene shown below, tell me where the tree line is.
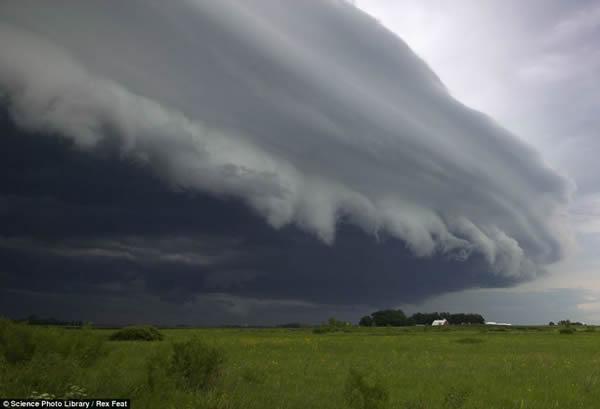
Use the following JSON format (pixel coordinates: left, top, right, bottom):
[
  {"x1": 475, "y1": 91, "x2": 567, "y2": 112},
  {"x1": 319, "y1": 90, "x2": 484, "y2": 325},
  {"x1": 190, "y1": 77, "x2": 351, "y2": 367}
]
[
  {"x1": 549, "y1": 320, "x2": 585, "y2": 326},
  {"x1": 358, "y1": 309, "x2": 485, "y2": 326},
  {"x1": 23, "y1": 315, "x2": 85, "y2": 327}
]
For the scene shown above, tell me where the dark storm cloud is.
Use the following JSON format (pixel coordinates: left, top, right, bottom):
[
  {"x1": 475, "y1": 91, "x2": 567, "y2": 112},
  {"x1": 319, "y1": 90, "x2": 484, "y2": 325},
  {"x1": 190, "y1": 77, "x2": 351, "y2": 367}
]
[
  {"x1": 1, "y1": 110, "x2": 516, "y2": 310},
  {"x1": 0, "y1": 0, "x2": 574, "y2": 321}
]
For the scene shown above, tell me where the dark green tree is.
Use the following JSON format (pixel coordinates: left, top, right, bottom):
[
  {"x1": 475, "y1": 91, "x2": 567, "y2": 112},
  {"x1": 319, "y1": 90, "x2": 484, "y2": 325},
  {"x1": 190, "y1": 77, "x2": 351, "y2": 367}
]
[
  {"x1": 371, "y1": 309, "x2": 408, "y2": 326},
  {"x1": 358, "y1": 316, "x2": 373, "y2": 327}
]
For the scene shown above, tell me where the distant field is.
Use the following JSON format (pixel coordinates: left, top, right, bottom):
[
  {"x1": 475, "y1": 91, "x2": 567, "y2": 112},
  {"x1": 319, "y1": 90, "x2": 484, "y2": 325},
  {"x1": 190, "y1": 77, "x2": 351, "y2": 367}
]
[{"x1": 2, "y1": 322, "x2": 600, "y2": 408}]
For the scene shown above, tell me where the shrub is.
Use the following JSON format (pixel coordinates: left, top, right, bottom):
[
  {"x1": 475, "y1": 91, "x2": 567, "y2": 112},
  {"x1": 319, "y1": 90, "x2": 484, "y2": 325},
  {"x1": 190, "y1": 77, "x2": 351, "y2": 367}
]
[
  {"x1": 169, "y1": 338, "x2": 225, "y2": 391},
  {"x1": 344, "y1": 368, "x2": 389, "y2": 409},
  {"x1": 559, "y1": 327, "x2": 575, "y2": 334},
  {"x1": 0, "y1": 319, "x2": 36, "y2": 364},
  {"x1": 443, "y1": 387, "x2": 470, "y2": 409},
  {"x1": 109, "y1": 326, "x2": 164, "y2": 341}
]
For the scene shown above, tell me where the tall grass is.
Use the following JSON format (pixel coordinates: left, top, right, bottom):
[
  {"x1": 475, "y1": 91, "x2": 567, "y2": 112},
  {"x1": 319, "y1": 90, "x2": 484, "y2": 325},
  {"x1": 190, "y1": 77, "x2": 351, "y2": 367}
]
[
  {"x1": 0, "y1": 319, "x2": 226, "y2": 408},
  {"x1": 169, "y1": 338, "x2": 225, "y2": 391},
  {"x1": 2, "y1": 321, "x2": 600, "y2": 408},
  {"x1": 0, "y1": 319, "x2": 106, "y2": 398},
  {"x1": 344, "y1": 368, "x2": 389, "y2": 409}
]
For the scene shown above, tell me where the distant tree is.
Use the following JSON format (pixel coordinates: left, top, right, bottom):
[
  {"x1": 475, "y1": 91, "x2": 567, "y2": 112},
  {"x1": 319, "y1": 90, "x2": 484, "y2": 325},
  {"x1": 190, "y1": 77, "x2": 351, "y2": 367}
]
[
  {"x1": 371, "y1": 309, "x2": 408, "y2": 327},
  {"x1": 410, "y1": 313, "x2": 429, "y2": 325},
  {"x1": 359, "y1": 316, "x2": 374, "y2": 327},
  {"x1": 359, "y1": 310, "x2": 485, "y2": 327},
  {"x1": 556, "y1": 319, "x2": 584, "y2": 326},
  {"x1": 25, "y1": 315, "x2": 84, "y2": 327},
  {"x1": 447, "y1": 313, "x2": 485, "y2": 325},
  {"x1": 558, "y1": 320, "x2": 571, "y2": 326},
  {"x1": 409, "y1": 312, "x2": 484, "y2": 325},
  {"x1": 548, "y1": 321, "x2": 555, "y2": 326}
]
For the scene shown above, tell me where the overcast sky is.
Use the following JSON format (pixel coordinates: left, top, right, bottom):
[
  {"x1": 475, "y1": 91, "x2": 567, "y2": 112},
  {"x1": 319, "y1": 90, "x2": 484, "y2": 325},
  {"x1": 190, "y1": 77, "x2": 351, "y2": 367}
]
[{"x1": 0, "y1": 0, "x2": 598, "y2": 325}]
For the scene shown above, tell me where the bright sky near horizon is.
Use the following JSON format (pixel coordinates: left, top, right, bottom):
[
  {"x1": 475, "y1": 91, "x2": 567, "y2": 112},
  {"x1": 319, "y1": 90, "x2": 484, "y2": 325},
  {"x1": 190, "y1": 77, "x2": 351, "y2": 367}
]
[{"x1": 357, "y1": 0, "x2": 600, "y2": 323}]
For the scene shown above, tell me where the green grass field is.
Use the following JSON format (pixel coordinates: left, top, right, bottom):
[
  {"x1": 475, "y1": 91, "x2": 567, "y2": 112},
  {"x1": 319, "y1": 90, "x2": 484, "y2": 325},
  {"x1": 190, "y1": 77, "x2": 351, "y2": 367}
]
[{"x1": 2, "y1": 321, "x2": 600, "y2": 408}]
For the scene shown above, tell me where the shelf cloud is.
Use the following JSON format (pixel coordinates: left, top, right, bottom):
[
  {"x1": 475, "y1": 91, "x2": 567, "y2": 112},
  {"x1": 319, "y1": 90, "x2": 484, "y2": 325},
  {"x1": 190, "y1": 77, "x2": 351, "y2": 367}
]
[{"x1": 0, "y1": 0, "x2": 575, "y2": 320}]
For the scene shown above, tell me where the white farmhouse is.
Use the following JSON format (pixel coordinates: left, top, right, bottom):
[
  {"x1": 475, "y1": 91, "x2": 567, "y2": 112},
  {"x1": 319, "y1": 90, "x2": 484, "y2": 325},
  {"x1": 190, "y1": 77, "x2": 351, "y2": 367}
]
[{"x1": 431, "y1": 319, "x2": 448, "y2": 326}]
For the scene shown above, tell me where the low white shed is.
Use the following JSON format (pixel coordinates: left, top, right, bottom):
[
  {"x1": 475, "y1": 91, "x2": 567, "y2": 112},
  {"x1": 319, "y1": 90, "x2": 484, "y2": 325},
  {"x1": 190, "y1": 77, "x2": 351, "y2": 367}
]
[{"x1": 431, "y1": 319, "x2": 448, "y2": 326}]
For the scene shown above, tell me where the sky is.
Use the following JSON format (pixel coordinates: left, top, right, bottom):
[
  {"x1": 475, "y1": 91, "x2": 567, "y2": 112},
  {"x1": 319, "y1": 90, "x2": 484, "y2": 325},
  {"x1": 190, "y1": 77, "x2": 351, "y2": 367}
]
[
  {"x1": 356, "y1": 0, "x2": 600, "y2": 323},
  {"x1": 0, "y1": 0, "x2": 598, "y2": 325}
]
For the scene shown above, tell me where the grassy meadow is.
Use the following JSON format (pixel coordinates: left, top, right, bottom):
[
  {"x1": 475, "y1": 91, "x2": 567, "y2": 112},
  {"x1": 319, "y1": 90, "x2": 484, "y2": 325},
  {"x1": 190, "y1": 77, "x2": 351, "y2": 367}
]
[{"x1": 2, "y1": 320, "x2": 600, "y2": 408}]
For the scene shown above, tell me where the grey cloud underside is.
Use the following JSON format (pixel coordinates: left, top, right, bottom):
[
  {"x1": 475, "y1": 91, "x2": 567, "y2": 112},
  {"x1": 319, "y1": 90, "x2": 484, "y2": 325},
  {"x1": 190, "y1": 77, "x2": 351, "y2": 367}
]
[
  {"x1": 0, "y1": 0, "x2": 572, "y2": 312},
  {"x1": 0, "y1": 111, "x2": 512, "y2": 309}
]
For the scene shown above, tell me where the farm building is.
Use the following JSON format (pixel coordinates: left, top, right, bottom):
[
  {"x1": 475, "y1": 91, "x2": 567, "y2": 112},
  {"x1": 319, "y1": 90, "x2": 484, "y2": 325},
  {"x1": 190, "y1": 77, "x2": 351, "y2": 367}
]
[{"x1": 431, "y1": 319, "x2": 448, "y2": 326}]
